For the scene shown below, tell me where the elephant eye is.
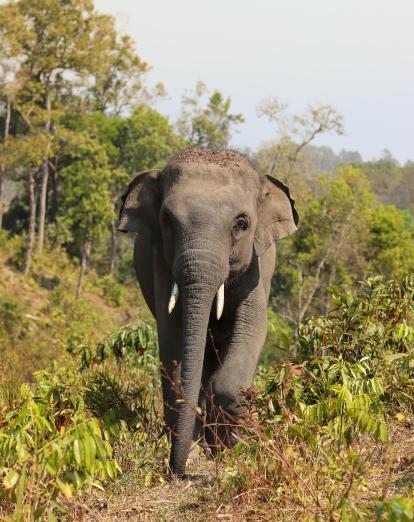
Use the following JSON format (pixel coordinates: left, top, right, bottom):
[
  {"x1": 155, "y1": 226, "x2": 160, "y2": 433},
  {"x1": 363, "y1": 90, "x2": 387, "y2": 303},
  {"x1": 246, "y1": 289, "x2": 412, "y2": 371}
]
[{"x1": 233, "y1": 214, "x2": 250, "y2": 232}]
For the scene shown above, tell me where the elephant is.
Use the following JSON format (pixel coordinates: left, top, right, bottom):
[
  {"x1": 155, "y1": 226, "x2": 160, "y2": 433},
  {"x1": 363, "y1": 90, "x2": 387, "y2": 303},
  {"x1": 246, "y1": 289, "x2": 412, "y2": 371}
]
[{"x1": 118, "y1": 148, "x2": 298, "y2": 478}]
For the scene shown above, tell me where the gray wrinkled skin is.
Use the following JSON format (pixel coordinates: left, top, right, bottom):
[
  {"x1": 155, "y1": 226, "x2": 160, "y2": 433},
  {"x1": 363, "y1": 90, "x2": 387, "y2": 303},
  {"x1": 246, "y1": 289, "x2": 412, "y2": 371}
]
[{"x1": 118, "y1": 149, "x2": 299, "y2": 477}]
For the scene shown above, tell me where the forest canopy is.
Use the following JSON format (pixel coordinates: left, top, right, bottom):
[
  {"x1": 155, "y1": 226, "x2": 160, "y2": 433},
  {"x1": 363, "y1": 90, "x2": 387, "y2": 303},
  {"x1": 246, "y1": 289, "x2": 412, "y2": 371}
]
[{"x1": 1, "y1": 0, "x2": 413, "y2": 306}]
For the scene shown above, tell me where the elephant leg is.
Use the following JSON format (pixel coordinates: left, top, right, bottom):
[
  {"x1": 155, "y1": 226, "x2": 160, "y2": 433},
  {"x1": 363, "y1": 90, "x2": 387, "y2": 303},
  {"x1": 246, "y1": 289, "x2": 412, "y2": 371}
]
[
  {"x1": 206, "y1": 284, "x2": 268, "y2": 451},
  {"x1": 153, "y1": 251, "x2": 182, "y2": 438}
]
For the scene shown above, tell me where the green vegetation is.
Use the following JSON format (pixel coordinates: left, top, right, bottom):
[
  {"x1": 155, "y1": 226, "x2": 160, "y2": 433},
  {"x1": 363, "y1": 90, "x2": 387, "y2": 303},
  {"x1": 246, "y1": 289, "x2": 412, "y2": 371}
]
[
  {"x1": 1, "y1": 266, "x2": 412, "y2": 519},
  {"x1": 0, "y1": 0, "x2": 413, "y2": 519}
]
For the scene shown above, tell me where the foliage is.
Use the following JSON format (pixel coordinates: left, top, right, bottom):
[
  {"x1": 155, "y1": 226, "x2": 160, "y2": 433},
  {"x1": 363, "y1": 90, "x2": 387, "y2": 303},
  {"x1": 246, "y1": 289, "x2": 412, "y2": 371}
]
[
  {"x1": 0, "y1": 0, "x2": 150, "y2": 272},
  {"x1": 215, "y1": 276, "x2": 414, "y2": 519},
  {"x1": 270, "y1": 276, "x2": 414, "y2": 443},
  {"x1": 367, "y1": 205, "x2": 414, "y2": 278},
  {"x1": 177, "y1": 81, "x2": 244, "y2": 149},
  {"x1": 0, "y1": 370, "x2": 121, "y2": 519},
  {"x1": 78, "y1": 322, "x2": 158, "y2": 369},
  {"x1": 255, "y1": 98, "x2": 344, "y2": 180},
  {"x1": 271, "y1": 165, "x2": 414, "y2": 327},
  {"x1": 0, "y1": 318, "x2": 166, "y2": 518},
  {"x1": 120, "y1": 104, "x2": 186, "y2": 173},
  {"x1": 271, "y1": 165, "x2": 371, "y2": 324},
  {"x1": 376, "y1": 497, "x2": 414, "y2": 521},
  {"x1": 58, "y1": 135, "x2": 113, "y2": 247}
]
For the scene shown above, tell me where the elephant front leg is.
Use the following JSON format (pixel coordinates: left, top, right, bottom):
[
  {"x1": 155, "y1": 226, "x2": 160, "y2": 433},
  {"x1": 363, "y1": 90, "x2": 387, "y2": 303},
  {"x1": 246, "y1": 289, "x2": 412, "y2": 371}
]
[
  {"x1": 192, "y1": 334, "x2": 222, "y2": 456},
  {"x1": 205, "y1": 286, "x2": 268, "y2": 451},
  {"x1": 153, "y1": 251, "x2": 183, "y2": 440}
]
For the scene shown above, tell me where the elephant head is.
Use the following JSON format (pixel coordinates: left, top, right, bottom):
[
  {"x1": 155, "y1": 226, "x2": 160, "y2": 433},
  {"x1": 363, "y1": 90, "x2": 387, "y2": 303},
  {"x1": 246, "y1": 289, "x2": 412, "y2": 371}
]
[{"x1": 118, "y1": 149, "x2": 298, "y2": 476}]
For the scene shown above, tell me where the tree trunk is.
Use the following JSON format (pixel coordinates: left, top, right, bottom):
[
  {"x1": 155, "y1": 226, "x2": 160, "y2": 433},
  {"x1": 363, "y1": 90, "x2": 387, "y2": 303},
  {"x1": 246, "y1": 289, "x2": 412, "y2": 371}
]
[
  {"x1": 23, "y1": 170, "x2": 37, "y2": 276},
  {"x1": 37, "y1": 160, "x2": 49, "y2": 252},
  {"x1": 0, "y1": 96, "x2": 11, "y2": 232},
  {"x1": 295, "y1": 217, "x2": 353, "y2": 331},
  {"x1": 0, "y1": 175, "x2": 4, "y2": 232},
  {"x1": 37, "y1": 89, "x2": 52, "y2": 253},
  {"x1": 50, "y1": 164, "x2": 59, "y2": 223},
  {"x1": 296, "y1": 252, "x2": 329, "y2": 327},
  {"x1": 76, "y1": 236, "x2": 91, "y2": 298},
  {"x1": 109, "y1": 219, "x2": 117, "y2": 275},
  {"x1": 324, "y1": 264, "x2": 337, "y2": 316}
]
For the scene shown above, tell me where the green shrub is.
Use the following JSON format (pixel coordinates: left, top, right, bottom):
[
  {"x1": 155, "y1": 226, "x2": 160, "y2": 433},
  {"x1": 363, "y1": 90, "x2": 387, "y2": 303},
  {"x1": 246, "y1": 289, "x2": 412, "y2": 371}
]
[
  {"x1": 260, "y1": 309, "x2": 293, "y2": 364},
  {"x1": 78, "y1": 322, "x2": 158, "y2": 368},
  {"x1": 0, "y1": 297, "x2": 28, "y2": 348},
  {"x1": 257, "y1": 275, "x2": 414, "y2": 445},
  {"x1": 0, "y1": 370, "x2": 121, "y2": 519},
  {"x1": 376, "y1": 497, "x2": 414, "y2": 521},
  {"x1": 97, "y1": 274, "x2": 125, "y2": 306},
  {"x1": 217, "y1": 275, "x2": 414, "y2": 519}
]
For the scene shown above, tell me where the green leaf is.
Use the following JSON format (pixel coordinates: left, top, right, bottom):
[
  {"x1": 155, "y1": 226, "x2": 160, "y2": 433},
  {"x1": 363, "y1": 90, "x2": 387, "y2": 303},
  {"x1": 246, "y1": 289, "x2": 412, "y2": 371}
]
[
  {"x1": 56, "y1": 479, "x2": 73, "y2": 499},
  {"x1": 15, "y1": 466, "x2": 26, "y2": 512},
  {"x1": 3, "y1": 469, "x2": 19, "y2": 489},
  {"x1": 73, "y1": 439, "x2": 82, "y2": 466}
]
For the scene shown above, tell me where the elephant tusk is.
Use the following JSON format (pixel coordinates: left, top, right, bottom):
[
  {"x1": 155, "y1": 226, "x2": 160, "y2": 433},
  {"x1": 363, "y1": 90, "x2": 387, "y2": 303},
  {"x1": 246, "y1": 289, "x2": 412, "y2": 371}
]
[
  {"x1": 168, "y1": 282, "x2": 179, "y2": 314},
  {"x1": 216, "y1": 284, "x2": 224, "y2": 320}
]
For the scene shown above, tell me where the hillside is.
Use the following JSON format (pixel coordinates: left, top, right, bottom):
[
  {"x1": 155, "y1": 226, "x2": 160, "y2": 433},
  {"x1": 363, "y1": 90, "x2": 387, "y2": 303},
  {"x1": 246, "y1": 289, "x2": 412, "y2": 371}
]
[
  {"x1": 0, "y1": 234, "x2": 413, "y2": 520},
  {"x1": 0, "y1": 234, "x2": 150, "y2": 387}
]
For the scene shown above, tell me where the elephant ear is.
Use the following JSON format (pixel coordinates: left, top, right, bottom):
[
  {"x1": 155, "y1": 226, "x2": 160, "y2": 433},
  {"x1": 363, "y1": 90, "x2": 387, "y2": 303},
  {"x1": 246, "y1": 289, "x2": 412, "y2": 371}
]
[
  {"x1": 118, "y1": 169, "x2": 161, "y2": 238},
  {"x1": 254, "y1": 175, "x2": 299, "y2": 257}
]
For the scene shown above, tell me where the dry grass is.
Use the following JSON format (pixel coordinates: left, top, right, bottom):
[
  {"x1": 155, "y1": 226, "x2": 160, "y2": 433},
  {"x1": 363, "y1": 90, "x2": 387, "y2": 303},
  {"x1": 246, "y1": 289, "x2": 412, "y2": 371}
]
[{"x1": 61, "y1": 421, "x2": 413, "y2": 522}]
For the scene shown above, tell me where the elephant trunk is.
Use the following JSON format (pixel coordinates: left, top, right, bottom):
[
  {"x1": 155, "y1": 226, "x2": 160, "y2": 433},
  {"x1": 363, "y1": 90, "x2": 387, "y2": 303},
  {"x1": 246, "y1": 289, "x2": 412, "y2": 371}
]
[{"x1": 169, "y1": 246, "x2": 226, "y2": 477}]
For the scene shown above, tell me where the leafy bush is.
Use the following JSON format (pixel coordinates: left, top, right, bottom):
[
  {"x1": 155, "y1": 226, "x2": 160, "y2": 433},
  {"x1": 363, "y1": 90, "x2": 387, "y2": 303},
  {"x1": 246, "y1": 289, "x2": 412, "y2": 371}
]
[
  {"x1": 376, "y1": 497, "x2": 414, "y2": 521},
  {"x1": 0, "y1": 297, "x2": 28, "y2": 346},
  {"x1": 259, "y1": 275, "x2": 414, "y2": 445},
  {"x1": 0, "y1": 320, "x2": 165, "y2": 518},
  {"x1": 96, "y1": 274, "x2": 125, "y2": 306},
  {"x1": 217, "y1": 275, "x2": 414, "y2": 519},
  {"x1": 78, "y1": 322, "x2": 157, "y2": 368},
  {"x1": 0, "y1": 371, "x2": 121, "y2": 519}
]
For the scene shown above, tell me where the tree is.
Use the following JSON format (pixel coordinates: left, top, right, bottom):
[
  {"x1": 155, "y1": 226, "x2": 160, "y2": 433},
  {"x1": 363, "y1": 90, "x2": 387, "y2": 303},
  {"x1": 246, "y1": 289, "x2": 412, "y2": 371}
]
[
  {"x1": 0, "y1": 133, "x2": 48, "y2": 274},
  {"x1": 83, "y1": 106, "x2": 185, "y2": 275},
  {"x1": 58, "y1": 134, "x2": 113, "y2": 297},
  {"x1": 0, "y1": 6, "x2": 27, "y2": 232},
  {"x1": 256, "y1": 99, "x2": 344, "y2": 181},
  {"x1": 303, "y1": 145, "x2": 363, "y2": 174},
  {"x1": 389, "y1": 162, "x2": 414, "y2": 215},
  {"x1": 366, "y1": 205, "x2": 414, "y2": 278},
  {"x1": 360, "y1": 156, "x2": 402, "y2": 205},
  {"x1": 271, "y1": 166, "x2": 374, "y2": 329},
  {"x1": 84, "y1": 16, "x2": 151, "y2": 115},
  {"x1": 177, "y1": 81, "x2": 244, "y2": 149},
  {"x1": 0, "y1": 91, "x2": 12, "y2": 231},
  {"x1": 122, "y1": 104, "x2": 186, "y2": 173},
  {"x1": 0, "y1": 0, "x2": 149, "y2": 252}
]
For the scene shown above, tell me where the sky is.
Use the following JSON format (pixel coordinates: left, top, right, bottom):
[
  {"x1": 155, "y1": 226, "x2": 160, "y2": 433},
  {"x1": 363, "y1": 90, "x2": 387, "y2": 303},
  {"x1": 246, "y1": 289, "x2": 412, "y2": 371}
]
[{"x1": 94, "y1": 0, "x2": 414, "y2": 163}]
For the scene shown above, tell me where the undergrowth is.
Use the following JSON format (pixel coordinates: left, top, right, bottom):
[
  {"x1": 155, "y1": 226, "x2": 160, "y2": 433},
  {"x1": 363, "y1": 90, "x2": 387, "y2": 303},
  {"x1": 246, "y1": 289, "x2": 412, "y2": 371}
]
[
  {"x1": 0, "y1": 273, "x2": 413, "y2": 520},
  {"x1": 216, "y1": 275, "x2": 414, "y2": 520}
]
